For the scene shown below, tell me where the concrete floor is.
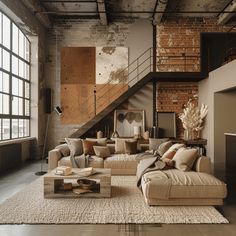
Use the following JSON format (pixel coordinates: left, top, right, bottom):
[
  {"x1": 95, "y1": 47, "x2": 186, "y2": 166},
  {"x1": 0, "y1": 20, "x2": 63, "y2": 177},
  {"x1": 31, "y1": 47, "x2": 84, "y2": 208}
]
[{"x1": 0, "y1": 162, "x2": 236, "y2": 236}]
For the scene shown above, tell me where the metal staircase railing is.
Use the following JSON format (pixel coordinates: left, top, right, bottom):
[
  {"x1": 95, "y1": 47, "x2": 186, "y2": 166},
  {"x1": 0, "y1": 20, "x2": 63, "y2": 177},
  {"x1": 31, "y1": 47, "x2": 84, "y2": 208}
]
[{"x1": 85, "y1": 46, "x2": 200, "y2": 121}]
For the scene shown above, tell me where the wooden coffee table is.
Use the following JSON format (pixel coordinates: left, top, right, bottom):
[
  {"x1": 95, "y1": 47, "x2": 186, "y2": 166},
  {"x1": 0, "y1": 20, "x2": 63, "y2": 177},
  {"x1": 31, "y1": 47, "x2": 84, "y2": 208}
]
[{"x1": 44, "y1": 168, "x2": 111, "y2": 198}]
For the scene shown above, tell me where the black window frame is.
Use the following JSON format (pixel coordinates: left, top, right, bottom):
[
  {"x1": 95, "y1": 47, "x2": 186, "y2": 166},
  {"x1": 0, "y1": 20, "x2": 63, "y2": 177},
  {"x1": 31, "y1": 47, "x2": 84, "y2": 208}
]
[{"x1": 0, "y1": 11, "x2": 31, "y2": 141}]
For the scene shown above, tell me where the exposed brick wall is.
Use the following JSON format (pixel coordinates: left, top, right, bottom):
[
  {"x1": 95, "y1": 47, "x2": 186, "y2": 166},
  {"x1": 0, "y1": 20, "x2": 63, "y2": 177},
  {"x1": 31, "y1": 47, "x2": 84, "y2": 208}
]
[
  {"x1": 156, "y1": 17, "x2": 236, "y2": 138},
  {"x1": 157, "y1": 82, "x2": 198, "y2": 138},
  {"x1": 157, "y1": 17, "x2": 235, "y2": 72}
]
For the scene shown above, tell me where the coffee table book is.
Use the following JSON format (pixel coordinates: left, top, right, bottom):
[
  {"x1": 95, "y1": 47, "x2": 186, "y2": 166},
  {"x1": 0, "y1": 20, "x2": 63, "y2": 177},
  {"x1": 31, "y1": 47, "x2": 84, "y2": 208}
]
[{"x1": 44, "y1": 168, "x2": 111, "y2": 198}]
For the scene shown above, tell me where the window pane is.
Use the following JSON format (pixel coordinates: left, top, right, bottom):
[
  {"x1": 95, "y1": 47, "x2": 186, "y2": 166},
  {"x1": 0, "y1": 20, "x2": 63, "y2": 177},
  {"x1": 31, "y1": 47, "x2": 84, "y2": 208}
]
[
  {"x1": 2, "y1": 14, "x2": 10, "y2": 49},
  {"x1": 25, "y1": 63, "x2": 29, "y2": 80},
  {"x1": 25, "y1": 40, "x2": 30, "y2": 62},
  {"x1": 12, "y1": 76, "x2": 19, "y2": 96},
  {"x1": 3, "y1": 94, "x2": 9, "y2": 114},
  {"x1": 12, "y1": 119, "x2": 18, "y2": 138},
  {"x1": 3, "y1": 49, "x2": 10, "y2": 71},
  {"x1": 0, "y1": 13, "x2": 2, "y2": 45},
  {"x1": 19, "y1": 59, "x2": 24, "y2": 78},
  {"x1": 3, "y1": 119, "x2": 10, "y2": 140},
  {"x1": 19, "y1": 97, "x2": 23, "y2": 115},
  {"x1": 25, "y1": 119, "x2": 29, "y2": 136},
  {"x1": 19, "y1": 31, "x2": 24, "y2": 59},
  {"x1": 0, "y1": 48, "x2": 2, "y2": 68},
  {"x1": 0, "y1": 72, "x2": 2, "y2": 91},
  {"x1": 12, "y1": 96, "x2": 19, "y2": 115},
  {"x1": 19, "y1": 119, "x2": 24, "y2": 137},
  {"x1": 12, "y1": 55, "x2": 19, "y2": 75},
  {"x1": 25, "y1": 82, "x2": 30, "y2": 98},
  {"x1": 25, "y1": 99, "x2": 30, "y2": 116},
  {"x1": 2, "y1": 72, "x2": 9, "y2": 93},
  {"x1": 12, "y1": 23, "x2": 19, "y2": 55},
  {"x1": 19, "y1": 79, "x2": 23, "y2": 97}
]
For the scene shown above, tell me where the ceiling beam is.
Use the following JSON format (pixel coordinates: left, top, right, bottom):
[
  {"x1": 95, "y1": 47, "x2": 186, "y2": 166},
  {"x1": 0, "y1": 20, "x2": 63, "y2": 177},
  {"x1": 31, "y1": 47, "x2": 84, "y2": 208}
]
[
  {"x1": 218, "y1": 0, "x2": 236, "y2": 25},
  {"x1": 97, "y1": 0, "x2": 107, "y2": 25},
  {"x1": 21, "y1": 0, "x2": 52, "y2": 28},
  {"x1": 152, "y1": 0, "x2": 168, "y2": 25}
]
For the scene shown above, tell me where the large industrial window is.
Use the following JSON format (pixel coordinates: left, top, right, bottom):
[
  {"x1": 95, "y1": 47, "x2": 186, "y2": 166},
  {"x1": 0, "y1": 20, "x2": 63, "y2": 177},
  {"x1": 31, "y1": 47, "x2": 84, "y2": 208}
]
[{"x1": 0, "y1": 11, "x2": 30, "y2": 141}]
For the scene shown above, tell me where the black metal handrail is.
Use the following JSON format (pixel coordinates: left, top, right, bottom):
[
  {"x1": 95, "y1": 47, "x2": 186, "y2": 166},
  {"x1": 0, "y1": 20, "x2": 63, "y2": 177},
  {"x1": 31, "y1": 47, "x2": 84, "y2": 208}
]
[{"x1": 85, "y1": 46, "x2": 200, "y2": 119}]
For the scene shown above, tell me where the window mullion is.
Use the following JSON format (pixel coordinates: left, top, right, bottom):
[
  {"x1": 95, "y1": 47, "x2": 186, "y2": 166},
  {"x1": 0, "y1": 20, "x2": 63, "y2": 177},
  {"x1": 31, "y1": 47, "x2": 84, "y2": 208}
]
[{"x1": 9, "y1": 20, "x2": 12, "y2": 139}]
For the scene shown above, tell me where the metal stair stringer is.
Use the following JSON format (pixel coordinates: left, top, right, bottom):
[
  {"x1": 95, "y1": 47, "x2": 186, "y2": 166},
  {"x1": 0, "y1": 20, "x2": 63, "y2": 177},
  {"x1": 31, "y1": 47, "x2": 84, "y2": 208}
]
[{"x1": 69, "y1": 72, "x2": 155, "y2": 138}]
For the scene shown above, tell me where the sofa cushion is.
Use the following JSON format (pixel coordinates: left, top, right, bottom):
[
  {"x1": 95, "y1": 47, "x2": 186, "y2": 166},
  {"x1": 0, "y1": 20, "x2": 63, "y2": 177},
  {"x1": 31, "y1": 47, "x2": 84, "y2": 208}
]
[
  {"x1": 104, "y1": 153, "x2": 138, "y2": 171},
  {"x1": 125, "y1": 140, "x2": 138, "y2": 154},
  {"x1": 58, "y1": 155, "x2": 104, "y2": 168},
  {"x1": 165, "y1": 169, "x2": 227, "y2": 199},
  {"x1": 173, "y1": 147, "x2": 198, "y2": 171},
  {"x1": 86, "y1": 138, "x2": 107, "y2": 146},
  {"x1": 65, "y1": 138, "x2": 83, "y2": 156},
  {"x1": 149, "y1": 138, "x2": 169, "y2": 151},
  {"x1": 82, "y1": 140, "x2": 98, "y2": 155},
  {"x1": 93, "y1": 146, "x2": 111, "y2": 158},
  {"x1": 142, "y1": 169, "x2": 227, "y2": 200}
]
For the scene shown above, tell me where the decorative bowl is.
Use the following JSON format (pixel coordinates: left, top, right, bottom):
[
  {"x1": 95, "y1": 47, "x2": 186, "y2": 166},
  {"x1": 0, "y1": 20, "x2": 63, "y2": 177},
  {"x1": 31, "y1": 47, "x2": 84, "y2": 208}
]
[{"x1": 77, "y1": 179, "x2": 96, "y2": 190}]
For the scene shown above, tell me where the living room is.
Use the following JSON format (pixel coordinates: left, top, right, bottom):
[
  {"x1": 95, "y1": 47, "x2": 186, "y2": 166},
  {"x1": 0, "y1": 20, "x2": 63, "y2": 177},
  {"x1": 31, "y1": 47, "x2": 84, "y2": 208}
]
[{"x1": 0, "y1": 0, "x2": 236, "y2": 235}]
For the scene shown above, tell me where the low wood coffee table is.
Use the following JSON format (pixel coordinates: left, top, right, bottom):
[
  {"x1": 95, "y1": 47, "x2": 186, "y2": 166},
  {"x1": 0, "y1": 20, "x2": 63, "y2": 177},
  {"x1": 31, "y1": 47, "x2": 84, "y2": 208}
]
[{"x1": 44, "y1": 168, "x2": 111, "y2": 198}]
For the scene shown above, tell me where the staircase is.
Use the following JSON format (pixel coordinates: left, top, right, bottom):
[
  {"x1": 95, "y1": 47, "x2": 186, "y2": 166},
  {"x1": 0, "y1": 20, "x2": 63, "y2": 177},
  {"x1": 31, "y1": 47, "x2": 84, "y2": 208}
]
[{"x1": 69, "y1": 46, "x2": 203, "y2": 138}]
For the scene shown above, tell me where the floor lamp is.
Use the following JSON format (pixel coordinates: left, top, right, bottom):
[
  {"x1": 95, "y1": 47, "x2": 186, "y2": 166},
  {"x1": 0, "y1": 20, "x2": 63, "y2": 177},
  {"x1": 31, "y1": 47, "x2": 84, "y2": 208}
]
[{"x1": 35, "y1": 106, "x2": 62, "y2": 176}]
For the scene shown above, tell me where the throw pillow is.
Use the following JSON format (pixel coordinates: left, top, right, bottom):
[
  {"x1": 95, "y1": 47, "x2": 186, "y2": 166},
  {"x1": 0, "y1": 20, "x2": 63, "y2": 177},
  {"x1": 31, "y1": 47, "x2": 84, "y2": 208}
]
[
  {"x1": 157, "y1": 141, "x2": 173, "y2": 156},
  {"x1": 115, "y1": 138, "x2": 136, "y2": 154},
  {"x1": 173, "y1": 147, "x2": 199, "y2": 171},
  {"x1": 149, "y1": 138, "x2": 169, "y2": 151},
  {"x1": 93, "y1": 146, "x2": 111, "y2": 158},
  {"x1": 161, "y1": 143, "x2": 185, "y2": 160},
  {"x1": 82, "y1": 140, "x2": 98, "y2": 155},
  {"x1": 65, "y1": 138, "x2": 83, "y2": 156},
  {"x1": 125, "y1": 140, "x2": 138, "y2": 154},
  {"x1": 86, "y1": 138, "x2": 107, "y2": 146}
]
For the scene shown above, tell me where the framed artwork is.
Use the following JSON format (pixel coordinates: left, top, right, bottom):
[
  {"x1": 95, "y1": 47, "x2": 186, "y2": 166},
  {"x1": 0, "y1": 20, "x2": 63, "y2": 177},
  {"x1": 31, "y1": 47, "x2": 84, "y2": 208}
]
[
  {"x1": 114, "y1": 110, "x2": 145, "y2": 138},
  {"x1": 157, "y1": 112, "x2": 176, "y2": 138}
]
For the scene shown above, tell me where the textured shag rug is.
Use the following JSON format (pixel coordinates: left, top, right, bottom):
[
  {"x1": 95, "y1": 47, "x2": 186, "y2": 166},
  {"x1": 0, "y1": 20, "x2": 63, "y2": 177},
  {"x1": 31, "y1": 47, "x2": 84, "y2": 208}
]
[{"x1": 0, "y1": 176, "x2": 228, "y2": 224}]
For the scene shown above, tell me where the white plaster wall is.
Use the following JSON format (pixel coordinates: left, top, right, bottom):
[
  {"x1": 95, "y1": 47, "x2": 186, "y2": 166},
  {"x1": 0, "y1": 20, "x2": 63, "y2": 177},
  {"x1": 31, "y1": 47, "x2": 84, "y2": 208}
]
[{"x1": 198, "y1": 60, "x2": 236, "y2": 177}]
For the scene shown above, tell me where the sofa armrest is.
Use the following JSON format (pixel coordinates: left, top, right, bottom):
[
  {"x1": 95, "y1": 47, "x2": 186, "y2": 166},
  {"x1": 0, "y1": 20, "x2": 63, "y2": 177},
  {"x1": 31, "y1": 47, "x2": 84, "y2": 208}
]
[
  {"x1": 193, "y1": 156, "x2": 212, "y2": 174},
  {"x1": 48, "y1": 149, "x2": 62, "y2": 171}
]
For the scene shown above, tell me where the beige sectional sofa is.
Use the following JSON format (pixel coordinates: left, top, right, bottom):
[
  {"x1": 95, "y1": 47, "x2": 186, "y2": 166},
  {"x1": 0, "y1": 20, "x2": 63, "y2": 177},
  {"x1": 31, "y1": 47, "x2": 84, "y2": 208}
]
[{"x1": 48, "y1": 138, "x2": 227, "y2": 206}]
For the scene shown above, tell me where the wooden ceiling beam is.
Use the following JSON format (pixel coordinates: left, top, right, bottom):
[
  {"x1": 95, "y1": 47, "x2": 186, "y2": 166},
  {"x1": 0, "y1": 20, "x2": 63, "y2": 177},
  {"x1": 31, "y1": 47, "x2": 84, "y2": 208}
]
[
  {"x1": 218, "y1": 0, "x2": 236, "y2": 25},
  {"x1": 152, "y1": 0, "x2": 168, "y2": 25},
  {"x1": 97, "y1": 0, "x2": 107, "y2": 25},
  {"x1": 21, "y1": 0, "x2": 52, "y2": 28}
]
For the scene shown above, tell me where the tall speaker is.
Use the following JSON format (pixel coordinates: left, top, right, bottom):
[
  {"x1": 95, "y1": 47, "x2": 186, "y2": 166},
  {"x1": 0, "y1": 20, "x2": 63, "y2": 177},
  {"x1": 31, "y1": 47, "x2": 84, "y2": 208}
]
[{"x1": 45, "y1": 88, "x2": 52, "y2": 114}]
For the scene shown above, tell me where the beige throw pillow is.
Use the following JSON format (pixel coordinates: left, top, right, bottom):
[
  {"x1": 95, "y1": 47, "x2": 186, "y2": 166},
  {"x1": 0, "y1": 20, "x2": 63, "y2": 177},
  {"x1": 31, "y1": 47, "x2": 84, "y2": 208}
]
[
  {"x1": 93, "y1": 146, "x2": 111, "y2": 158},
  {"x1": 115, "y1": 138, "x2": 136, "y2": 154},
  {"x1": 157, "y1": 141, "x2": 173, "y2": 156},
  {"x1": 55, "y1": 143, "x2": 70, "y2": 157},
  {"x1": 65, "y1": 138, "x2": 83, "y2": 156},
  {"x1": 149, "y1": 138, "x2": 169, "y2": 151},
  {"x1": 86, "y1": 138, "x2": 107, "y2": 146},
  {"x1": 125, "y1": 140, "x2": 138, "y2": 154},
  {"x1": 173, "y1": 147, "x2": 199, "y2": 171}
]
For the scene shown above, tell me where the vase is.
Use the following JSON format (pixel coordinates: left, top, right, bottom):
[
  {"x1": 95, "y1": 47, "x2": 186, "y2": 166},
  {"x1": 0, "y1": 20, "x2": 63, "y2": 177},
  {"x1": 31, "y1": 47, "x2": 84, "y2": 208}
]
[{"x1": 184, "y1": 129, "x2": 193, "y2": 140}]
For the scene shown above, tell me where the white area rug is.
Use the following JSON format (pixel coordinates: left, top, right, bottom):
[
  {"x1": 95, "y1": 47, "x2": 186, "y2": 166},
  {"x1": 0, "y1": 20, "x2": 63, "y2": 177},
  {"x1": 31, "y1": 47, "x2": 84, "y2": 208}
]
[{"x1": 0, "y1": 176, "x2": 228, "y2": 224}]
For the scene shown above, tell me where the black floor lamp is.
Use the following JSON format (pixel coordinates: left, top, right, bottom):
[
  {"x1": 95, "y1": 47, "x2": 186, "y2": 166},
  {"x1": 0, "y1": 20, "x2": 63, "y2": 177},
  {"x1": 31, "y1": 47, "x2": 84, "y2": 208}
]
[{"x1": 35, "y1": 106, "x2": 62, "y2": 176}]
